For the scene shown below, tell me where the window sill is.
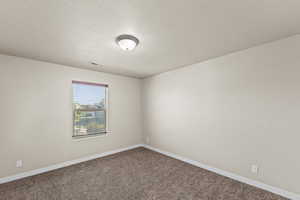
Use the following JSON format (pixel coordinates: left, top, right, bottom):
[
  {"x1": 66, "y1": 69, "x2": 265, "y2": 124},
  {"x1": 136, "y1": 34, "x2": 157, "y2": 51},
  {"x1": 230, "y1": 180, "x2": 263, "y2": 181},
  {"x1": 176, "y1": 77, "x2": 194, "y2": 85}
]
[{"x1": 72, "y1": 130, "x2": 111, "y2": 142}]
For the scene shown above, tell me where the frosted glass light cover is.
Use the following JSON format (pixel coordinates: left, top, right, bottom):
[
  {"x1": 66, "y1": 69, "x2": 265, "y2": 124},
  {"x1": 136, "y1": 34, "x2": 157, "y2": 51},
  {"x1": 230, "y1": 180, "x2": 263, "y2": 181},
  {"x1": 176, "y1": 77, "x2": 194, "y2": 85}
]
[
  {"x1": 116, "y1": 34, "x2": 139, "y2": 51},
  {"x1": 118, "y1": 39, "x2": 137, "y2": 51}
]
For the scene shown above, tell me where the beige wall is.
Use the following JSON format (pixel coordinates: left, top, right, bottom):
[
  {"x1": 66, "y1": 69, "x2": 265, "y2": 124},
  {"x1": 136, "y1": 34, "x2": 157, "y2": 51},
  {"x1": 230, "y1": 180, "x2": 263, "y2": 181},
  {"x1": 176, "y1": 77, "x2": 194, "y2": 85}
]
[
  {"x1": 143, "y1": 35, "x2": 300, "y2": 194},
  {"x1": 1, "y1": 35, "x2": 300, "y2": 195},
  {"x1": 0, "y1": 54, "x2": 142, "y2": 178}
]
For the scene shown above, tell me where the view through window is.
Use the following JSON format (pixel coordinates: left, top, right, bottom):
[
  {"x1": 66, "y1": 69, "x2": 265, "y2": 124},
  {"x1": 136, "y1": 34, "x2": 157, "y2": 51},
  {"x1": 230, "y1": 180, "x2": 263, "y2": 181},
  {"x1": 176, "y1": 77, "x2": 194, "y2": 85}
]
[{"x1": 72, "y1": 81, "x2": 107, "y2": 137}]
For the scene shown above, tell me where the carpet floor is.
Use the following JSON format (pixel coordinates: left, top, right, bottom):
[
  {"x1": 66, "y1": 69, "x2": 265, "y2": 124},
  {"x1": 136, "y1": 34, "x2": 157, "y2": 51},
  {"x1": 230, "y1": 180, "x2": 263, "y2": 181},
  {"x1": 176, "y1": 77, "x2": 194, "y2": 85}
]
[{"x1": 0, "y1": 147, "x2": 288, "y2": 200}]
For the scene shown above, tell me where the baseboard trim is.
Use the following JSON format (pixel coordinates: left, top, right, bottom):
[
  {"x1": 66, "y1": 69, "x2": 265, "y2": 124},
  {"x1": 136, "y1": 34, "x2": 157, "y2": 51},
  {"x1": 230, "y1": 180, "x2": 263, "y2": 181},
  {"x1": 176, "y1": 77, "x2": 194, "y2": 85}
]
[
  {"x1": 0, "y1": 144, "x2": 143, "y2": 184},
  {"x1": 1, "y1": 144, "x2": 298, "y2": 200},
  {"x1": 142, "y1": 144, "x2": 299, "y2": 200}
]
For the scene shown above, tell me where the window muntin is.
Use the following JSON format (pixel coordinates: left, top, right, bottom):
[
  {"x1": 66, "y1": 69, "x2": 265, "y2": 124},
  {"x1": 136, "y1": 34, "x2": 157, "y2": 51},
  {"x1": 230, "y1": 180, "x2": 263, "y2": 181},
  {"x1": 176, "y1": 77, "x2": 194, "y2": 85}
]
[{"x1": 72, "y1": 81, "x2": 108, "y2": 138}]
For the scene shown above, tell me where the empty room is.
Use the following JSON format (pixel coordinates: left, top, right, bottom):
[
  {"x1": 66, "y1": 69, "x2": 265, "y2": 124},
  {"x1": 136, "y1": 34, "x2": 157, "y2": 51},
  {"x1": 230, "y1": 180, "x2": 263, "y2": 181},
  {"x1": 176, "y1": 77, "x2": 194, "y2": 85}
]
[{"x1": 0, "y1": 1, "x2": 299, "y2": 200}]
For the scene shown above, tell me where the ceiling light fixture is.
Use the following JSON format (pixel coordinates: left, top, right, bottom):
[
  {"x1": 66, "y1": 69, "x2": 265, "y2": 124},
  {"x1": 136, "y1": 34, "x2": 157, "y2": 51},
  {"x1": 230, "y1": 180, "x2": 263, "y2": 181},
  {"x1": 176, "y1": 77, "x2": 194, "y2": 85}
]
[{"x1": 116, "y1": 34, "x2": 139, "y2": 51}]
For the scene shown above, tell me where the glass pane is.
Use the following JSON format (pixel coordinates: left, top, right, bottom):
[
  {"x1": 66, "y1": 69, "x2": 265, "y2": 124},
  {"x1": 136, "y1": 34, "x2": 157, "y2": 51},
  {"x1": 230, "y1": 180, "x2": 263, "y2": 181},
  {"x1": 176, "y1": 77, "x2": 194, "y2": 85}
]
[
  {"x1": 72, "y1": 82, "x2": 107, "y2": 137},
  {"x1": 73, "y1": 110, "x2": 106, "y2": 136},
  {"x1": 73, "y1": 83, "x2": 106, "y2": 109}
]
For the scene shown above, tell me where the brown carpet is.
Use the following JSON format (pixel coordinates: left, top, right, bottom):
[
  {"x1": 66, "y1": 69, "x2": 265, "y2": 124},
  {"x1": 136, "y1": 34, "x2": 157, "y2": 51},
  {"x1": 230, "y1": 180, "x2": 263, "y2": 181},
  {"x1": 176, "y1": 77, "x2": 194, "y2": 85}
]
[{"x1": 0, "y1": 147, "x2": 288, "y2": 200}]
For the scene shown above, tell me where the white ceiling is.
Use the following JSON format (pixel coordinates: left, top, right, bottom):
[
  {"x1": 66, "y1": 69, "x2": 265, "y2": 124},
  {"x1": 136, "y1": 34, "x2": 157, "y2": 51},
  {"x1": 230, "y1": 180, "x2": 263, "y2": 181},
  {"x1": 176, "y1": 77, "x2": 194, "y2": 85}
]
[{"x1": 0, "y1": 0, "x2": 299, "y2": 78}]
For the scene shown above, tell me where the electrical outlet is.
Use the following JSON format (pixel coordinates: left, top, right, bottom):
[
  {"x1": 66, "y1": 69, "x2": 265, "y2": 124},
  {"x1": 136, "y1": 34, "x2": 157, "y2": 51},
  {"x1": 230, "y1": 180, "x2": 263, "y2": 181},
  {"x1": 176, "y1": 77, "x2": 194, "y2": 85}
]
[
  {"x1": 146, "y1": 136, "x2": 150, "y2": 144},
  {"x1": 251, "y1": 164, "x2": 259, "y2": 174},
  {"x1": 16, "y1": 160, "x2": 23, "y2": 168}
]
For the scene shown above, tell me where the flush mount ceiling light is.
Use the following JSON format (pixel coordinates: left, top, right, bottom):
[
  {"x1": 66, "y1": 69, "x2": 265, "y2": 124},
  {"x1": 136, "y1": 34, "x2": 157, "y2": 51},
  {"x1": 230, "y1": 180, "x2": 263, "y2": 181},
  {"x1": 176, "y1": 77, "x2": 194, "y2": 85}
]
[{"x1": 116, "y1": 34, "x2": 139, "y2": 51}]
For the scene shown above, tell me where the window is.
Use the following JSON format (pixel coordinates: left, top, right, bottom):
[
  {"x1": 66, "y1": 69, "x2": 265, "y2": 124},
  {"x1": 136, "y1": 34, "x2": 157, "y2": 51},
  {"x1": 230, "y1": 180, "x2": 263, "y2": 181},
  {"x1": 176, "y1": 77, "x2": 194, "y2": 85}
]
[{"x1": 72, "y1": 81, "x2": 108, "y2": 138}]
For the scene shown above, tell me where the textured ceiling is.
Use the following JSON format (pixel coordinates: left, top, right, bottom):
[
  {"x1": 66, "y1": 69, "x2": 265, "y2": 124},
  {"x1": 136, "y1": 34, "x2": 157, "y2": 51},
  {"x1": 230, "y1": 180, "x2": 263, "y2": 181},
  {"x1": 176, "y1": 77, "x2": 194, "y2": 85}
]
[{"x1": 0, "y1": 0, "x2": 299, "y2": 78}]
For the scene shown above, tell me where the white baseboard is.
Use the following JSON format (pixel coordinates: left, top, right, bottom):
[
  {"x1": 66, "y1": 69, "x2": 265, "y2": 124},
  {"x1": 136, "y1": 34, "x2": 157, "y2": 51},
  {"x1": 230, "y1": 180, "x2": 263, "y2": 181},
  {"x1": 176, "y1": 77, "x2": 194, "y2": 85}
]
[
  {"x1": 0, "y1": 144, "x2": 143, "y2": 184},
  {"x1": 1, "y1": 143, "x2": 298, "y2": 200},
  {"x1": 142, "y1": 144, "x2": 299, "y2": 200}
]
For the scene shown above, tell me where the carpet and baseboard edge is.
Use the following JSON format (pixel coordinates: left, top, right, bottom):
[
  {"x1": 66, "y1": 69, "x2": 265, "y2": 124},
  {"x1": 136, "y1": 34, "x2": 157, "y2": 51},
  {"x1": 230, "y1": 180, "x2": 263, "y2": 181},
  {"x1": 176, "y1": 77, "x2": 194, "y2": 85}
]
[
  {"x1": 0, "y1": 144, "x2": 144, "y2": 184},
  {"x1": 142, "y1": 144, "x2": 299, "y2": 200},
  {"x1": 0, "y1": 144, "x2": 298, "y2": 200}
]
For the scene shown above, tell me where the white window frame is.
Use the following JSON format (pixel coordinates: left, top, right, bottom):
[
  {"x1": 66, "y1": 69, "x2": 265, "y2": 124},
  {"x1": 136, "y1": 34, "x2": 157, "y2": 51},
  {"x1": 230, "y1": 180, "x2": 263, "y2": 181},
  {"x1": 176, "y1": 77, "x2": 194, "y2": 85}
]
[{"x1": 72, "y1": 80, "x2": 109, "y2": 138}]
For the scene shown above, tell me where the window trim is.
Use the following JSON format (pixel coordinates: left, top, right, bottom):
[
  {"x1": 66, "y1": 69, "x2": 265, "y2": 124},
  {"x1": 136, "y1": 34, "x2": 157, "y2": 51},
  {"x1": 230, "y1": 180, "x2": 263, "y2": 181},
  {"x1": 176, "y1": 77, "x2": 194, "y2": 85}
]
[
  {"x1": 72, "y1": 80, "x2": 109, "y2": 139},
  {"x1": 72, "y1": 80, "x2": 108, "y2": 88}
]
